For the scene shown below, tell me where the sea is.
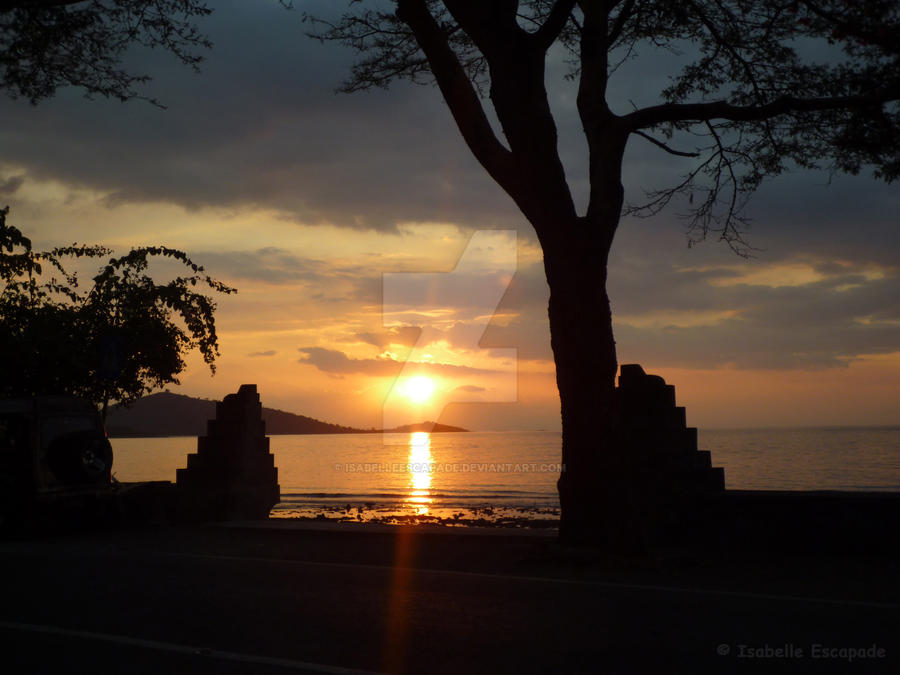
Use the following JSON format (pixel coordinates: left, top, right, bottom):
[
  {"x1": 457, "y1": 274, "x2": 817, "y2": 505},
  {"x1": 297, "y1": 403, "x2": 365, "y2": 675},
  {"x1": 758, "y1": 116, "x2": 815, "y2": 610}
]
[{"x1": 111, "y1": 428, "x2": 900, "y2": 526}]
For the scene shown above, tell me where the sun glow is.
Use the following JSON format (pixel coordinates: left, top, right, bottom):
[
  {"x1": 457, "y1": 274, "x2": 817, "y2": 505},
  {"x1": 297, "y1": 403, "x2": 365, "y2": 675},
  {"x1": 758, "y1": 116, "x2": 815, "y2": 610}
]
[
  {"x1": 407, "y1": 432, "x2": 433, "y2": 515},
  {"x1": 402, "y1": 376, "x2": 436, "y2": 404}
]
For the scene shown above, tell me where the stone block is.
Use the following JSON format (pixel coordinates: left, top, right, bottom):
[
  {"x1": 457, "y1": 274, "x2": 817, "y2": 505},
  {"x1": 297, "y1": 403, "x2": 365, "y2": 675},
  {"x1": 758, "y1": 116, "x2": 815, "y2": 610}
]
[
  {"x1": 176, "y1": 384, "x2": 280, "y2": 521},
  {"x1": 615, "y1": 364, "x2": 724, "y2": 496}
]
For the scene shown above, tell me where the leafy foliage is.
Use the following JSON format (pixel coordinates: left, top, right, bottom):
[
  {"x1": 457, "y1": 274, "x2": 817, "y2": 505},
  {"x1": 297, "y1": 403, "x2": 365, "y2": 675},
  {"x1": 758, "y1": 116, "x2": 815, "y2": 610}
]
[
  {"x1": 0, "y1": 207, "x2": 236, "y2": 414},
  {"x1": 0, "y1": 0, "x2": 212, "y2": 104}
]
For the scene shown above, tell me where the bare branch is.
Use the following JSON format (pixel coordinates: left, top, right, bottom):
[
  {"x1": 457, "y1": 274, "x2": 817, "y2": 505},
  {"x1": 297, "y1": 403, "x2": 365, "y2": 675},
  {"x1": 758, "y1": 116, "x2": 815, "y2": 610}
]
[
  {"x1": 625, "y1": 120, "x2": 766, "y2": 257},
  {"x1": 633, "y1": 130, "x2": 700, "y2": 157},
  {"x1": 623, "y1": 89, "x2": 900, "y2": 130}
]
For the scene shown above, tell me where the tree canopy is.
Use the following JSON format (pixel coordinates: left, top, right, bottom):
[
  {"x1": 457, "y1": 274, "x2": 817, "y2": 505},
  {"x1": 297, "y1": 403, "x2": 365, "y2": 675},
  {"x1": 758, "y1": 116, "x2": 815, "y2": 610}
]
[
  {"x1": 308, "y1": 0, "x2": 899, "y2": 252},
  {"x1": 0, "y1": 207, "x2": 235, "y2": 418},
  {"x1": 0, "y1": 0, "x2": 212, "y2": 104}
]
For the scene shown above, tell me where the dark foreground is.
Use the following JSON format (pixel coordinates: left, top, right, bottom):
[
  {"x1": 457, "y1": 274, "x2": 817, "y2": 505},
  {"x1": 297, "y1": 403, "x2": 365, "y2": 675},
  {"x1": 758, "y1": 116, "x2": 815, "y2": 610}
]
[{"x1": 1, "y1": 522, "x2": 897, "y2": 674}]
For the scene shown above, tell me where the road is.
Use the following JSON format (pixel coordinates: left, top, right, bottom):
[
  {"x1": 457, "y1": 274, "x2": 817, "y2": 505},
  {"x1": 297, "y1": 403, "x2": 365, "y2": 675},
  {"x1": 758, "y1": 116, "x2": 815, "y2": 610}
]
[{"x1": 1, "y1": 523, "x2": 897, "y2": 674}]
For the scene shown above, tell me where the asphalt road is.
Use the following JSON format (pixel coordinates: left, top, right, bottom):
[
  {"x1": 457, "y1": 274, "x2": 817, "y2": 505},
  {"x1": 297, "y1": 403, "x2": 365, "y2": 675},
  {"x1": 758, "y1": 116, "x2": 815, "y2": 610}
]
[{"x1": 1, "y1": 524, "x2": 898, "y2": 674}]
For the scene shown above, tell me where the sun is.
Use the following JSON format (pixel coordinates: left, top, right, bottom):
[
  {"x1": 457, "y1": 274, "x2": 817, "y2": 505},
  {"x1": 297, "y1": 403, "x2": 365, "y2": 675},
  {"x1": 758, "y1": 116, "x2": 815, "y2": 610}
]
[{"x1": 403, "y1": 376, "x2": 435, "y2": 404}]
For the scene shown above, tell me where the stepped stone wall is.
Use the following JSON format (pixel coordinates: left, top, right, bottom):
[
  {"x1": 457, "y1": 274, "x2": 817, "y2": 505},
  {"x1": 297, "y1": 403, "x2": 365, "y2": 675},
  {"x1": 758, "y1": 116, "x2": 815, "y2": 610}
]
[
  {"x1": 176, "y1": 384, "x2": 280, "y2": 521},
  {"x1": 616, "y1": 364, "x2": 724, "y2": 496}
]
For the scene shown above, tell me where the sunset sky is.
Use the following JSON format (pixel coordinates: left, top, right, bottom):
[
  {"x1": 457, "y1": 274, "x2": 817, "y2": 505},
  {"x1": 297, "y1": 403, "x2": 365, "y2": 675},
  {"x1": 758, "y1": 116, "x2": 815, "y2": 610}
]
[{"x1": 1, "y1": 0, "x2": 898, "y2": 431}]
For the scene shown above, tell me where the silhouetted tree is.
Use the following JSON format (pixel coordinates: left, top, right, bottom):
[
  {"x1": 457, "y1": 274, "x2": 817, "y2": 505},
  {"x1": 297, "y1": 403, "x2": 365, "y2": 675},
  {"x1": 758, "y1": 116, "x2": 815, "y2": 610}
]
[
  {"x1": 306, "y1": 1, "x2": 900, "y2": 545},
  {"x1": 0, "y1": 0, "x2": 212, "y2": 104},
  {"x1": 0, "y1": 207, "x2": 235, "y2": 421}
]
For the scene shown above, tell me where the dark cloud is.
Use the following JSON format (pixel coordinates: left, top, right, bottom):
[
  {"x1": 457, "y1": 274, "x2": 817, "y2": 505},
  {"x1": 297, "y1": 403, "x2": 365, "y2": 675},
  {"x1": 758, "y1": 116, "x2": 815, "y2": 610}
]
[
  {"x1": 197, "y1": 246, "x2": 527, "y2": 314},
  {"x1": 1, "y1": 1, "x2": 890, "y2": 262},
  {"x1": 613, "y1": 165, "x2": 900, "y2": 269},
  {"x1": 492, "y1": 260, "x2": 550, "y2": 311},
  {"x1": 482, "y1": 318, "x2": 552, "y2": 362},
  {"x1": 190, "y1": 247, "x2": 383, "y2": 303},
  {"x1": 0, "y1": 1, "x2": 519, "y2": 231},
  {"x1": 611, "y1": 263, "x2": 900, "y2": 369},
  {"x1": 297, "y1": 347, "x2": 496, "y2": 377},
  {"x1": 347, "y1": 326, "x2": 422, "y2": 350},
  {"x1": 0, "y1": 174, "x2": 24, "y2": 196},
  {"x1": 298, "y1": 347, "x2": 400, "y2": 376},
  {"x1": 0, "y1": 0, "x2": 896, "y2": 382},
  {"x1": 455, "y1": 384, "x2": 486, "y2": 393},
  {"x1": 458, "y1": 248, "x2": 900, "y2": 371},
  {"x1": 195, "y1": 248, "x2": 334, "y2": 284},
  {"x1": 247, "y1": 350, "x2": 276, "y2": 358},
  {"x1": 383, "y1": 270, "x2": 517, "y2": 316},
  {"x1": 616, "y1": 316, "x2": 900, "y2": 370}
]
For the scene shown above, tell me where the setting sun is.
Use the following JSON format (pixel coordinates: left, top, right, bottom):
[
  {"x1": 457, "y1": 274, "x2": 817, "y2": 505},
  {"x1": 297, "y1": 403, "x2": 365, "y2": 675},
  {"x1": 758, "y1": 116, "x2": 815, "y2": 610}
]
[{"x1": 402, "y1": 376, "x2": 436, "y2": 404}]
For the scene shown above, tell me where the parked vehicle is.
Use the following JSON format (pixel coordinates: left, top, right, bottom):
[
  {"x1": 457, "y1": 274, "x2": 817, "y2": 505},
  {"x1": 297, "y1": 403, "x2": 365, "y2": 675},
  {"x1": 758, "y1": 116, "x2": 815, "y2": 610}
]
[{"x1": 0, "y1": 396, "x2": 113, "y2": 525}]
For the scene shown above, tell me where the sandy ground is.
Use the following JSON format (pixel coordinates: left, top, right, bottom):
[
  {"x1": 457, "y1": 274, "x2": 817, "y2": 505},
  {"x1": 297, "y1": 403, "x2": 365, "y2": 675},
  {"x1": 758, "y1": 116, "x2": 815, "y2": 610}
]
[{"x1": 0, "y1": 520, "x2": 898, "y2": 674}]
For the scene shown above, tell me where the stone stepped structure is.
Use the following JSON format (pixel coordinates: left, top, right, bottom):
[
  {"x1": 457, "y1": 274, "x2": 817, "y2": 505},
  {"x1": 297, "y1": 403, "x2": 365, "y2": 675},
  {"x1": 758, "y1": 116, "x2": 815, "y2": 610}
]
[
  {"x1": 176, "y1": 384, "x2": 280, "y2": 521},
  {"x1": 616, "y1": 364, "x2": 724, "y2": 496}
]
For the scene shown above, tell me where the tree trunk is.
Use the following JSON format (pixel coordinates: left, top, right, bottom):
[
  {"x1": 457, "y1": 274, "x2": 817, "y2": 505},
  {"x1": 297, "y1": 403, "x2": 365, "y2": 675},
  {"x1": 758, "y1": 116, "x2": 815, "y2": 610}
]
[
  {"x1": 395, "y1": 0, "x2": 638, "y2": 547},
  {"x1": 541, "y1": 220, "x2": 622, "y2": 546}
]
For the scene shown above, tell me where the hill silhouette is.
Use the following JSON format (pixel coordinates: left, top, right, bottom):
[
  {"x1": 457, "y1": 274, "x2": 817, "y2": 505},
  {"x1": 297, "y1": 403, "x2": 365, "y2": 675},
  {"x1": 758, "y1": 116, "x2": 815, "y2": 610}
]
[{"x1": 105, "y1": 391, "x2": 467, "y2": 437}]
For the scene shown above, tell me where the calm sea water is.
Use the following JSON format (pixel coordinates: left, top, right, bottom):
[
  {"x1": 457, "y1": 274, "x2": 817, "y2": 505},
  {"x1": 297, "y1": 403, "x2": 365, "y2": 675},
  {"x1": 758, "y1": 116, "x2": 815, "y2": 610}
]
[{"x1": 111, "y1": 428, "x2": 900, "y2": 523}]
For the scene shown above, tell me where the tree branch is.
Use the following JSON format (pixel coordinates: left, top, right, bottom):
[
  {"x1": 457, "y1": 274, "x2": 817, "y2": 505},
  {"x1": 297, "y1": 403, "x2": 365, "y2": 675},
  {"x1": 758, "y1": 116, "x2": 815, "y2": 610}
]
[
  {"x1": 633, "y1": 130, "x2": 700, "y2": 157},
  {"x1": 607, "y1": 0, "x2": 635, "y2": 45},
  {"x1": 533, "y1": 0, "x2": 577, "y2": 50},
  {"x1": 623, "y1": 89, "x2": 900, "y2": 130},
  {"x1": 1, "y1": 0, "x2": 211, "y2": 103},
  {"x1": 0, "y1": 0, "x2": 84, "y2": 12},
  {"x1": 395, "y1": 0, "x2": 516, "y2": 190},
  {"x1": 441, "y1": 0, "x2": 521, "y2": 57},
  {"x1": 577, "y1": 2, "x2": 630, "y2": 225},
  {"x1": 800, "y1": 1, "x2": 900, "y2": 55}
]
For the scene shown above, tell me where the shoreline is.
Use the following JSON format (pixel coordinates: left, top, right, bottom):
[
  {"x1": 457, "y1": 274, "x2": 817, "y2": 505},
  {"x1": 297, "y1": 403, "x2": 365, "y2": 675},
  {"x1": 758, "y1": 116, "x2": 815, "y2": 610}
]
[{"x1": 271, "y1": 512, "x2": 561, "y2": 529}]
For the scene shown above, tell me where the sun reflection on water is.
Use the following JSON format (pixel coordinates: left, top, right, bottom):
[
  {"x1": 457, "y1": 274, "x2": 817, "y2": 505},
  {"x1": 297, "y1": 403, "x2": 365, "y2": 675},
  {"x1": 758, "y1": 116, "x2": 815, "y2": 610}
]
[{"x1": 407, "y1": 432, "x2": 433, "y2": 515}]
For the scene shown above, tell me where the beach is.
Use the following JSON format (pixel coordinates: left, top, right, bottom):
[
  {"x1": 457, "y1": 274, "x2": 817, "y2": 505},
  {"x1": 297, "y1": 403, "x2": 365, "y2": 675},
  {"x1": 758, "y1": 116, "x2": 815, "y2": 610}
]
[{"x1": 2, "y1": 520, "x2": 898, "y2": 674}]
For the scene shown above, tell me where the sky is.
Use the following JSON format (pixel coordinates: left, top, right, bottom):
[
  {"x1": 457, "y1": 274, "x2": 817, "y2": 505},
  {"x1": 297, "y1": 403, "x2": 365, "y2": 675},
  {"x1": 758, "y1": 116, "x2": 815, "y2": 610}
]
[{"x1": 1, "y1": 1, "x2": 898, "y2": 430}]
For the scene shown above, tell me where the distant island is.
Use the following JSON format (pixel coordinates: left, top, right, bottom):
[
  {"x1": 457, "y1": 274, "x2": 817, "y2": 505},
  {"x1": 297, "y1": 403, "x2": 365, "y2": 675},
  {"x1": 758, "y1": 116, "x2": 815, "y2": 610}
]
[{"x1": 105, "y1": 391, "x2": 467, "y2": 437}]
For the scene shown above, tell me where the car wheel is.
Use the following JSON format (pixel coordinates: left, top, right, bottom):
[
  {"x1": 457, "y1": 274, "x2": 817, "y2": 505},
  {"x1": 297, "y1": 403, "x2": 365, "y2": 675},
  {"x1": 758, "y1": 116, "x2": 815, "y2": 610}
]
[{"x1": 47, "y1": 431, "x2": 113, "y2": 485}]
